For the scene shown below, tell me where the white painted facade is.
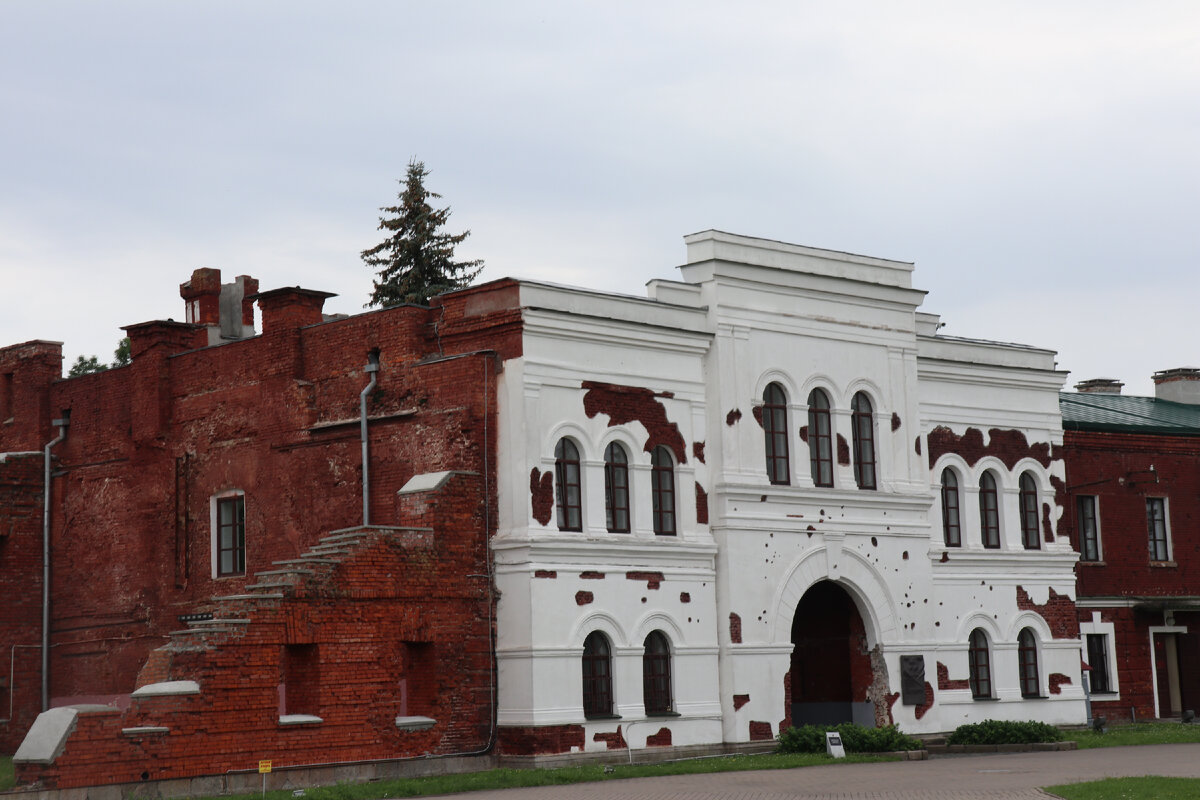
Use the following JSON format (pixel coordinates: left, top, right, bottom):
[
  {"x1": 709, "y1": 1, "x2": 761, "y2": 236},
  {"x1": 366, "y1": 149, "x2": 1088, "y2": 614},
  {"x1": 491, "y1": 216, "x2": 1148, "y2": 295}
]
[{"x1": 492, "y1": 231, "x2": 1086, "y2": 753}]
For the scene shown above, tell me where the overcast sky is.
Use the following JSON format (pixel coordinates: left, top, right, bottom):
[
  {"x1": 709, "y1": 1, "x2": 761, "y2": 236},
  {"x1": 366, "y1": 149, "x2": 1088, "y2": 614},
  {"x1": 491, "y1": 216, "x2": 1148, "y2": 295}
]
[{"x1": 2, "y1": 2, "x2": 1197, "y2": 395}]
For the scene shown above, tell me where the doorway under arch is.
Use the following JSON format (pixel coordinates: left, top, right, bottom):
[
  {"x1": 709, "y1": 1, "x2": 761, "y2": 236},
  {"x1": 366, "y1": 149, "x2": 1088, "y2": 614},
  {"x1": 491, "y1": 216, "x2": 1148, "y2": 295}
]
[{"x1": 789, "y1": 580, "x2": 876, "y2": 727}]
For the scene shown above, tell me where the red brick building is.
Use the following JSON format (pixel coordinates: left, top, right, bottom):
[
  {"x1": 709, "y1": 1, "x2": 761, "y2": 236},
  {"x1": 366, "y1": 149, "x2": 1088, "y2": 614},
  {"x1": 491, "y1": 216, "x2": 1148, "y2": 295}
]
[
  {"x1": 0, "y1": 269, "x2": 520, "y2": 788},
  {"x1": 1061, "y1": 372, "x2": 1200, "y2": 722}
]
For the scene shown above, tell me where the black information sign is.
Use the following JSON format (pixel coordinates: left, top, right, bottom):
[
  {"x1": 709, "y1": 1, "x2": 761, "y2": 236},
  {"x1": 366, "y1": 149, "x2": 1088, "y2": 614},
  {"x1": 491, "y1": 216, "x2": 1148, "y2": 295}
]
[{"x1": 900, "y1": 655, "x2": 926, "y2": 705}]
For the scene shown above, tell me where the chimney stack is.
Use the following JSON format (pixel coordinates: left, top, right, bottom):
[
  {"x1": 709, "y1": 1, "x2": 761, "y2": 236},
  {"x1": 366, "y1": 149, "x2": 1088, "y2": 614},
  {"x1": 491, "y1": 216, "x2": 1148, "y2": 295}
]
[
  {"x1": 1152, "y1": 368, "x2": 1200, "y2": 405},
  {"x1": 180, "y1": 269, "x2": 259, "y2": 346},
  {"x1": 1074, "y1": 378, "x2": 1124, "y2": 395},
  {"x1": 251, "y1": 287, "x2": 337, "y2": 334}
]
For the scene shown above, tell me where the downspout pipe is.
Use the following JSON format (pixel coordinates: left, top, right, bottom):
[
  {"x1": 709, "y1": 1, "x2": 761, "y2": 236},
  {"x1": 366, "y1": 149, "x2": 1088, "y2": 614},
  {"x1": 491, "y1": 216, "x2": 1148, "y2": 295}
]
[
  {"x1": 42, "y1": 412, "x2": 69, "y2": 712},
  {"x1": 359, "y1": 351, "x2": 379, "y2": 527}
]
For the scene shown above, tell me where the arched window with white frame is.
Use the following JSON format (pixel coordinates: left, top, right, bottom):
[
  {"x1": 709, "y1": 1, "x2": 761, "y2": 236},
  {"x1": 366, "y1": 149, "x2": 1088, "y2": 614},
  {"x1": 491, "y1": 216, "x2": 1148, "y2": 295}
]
[
  {"x1": 555, "y1": 438, "x2": 582, "y2": 531},
  {"x1": 979, "y1": 471, "x2": 1000, "y2": 549},
  {"x1": 1018, "y1": 627, "x2": 1040, "y2": 698},
  {"x1": 807, "y1": 388, "x2": 833, "y2": 487},
  {"x1": 604, "y1": 442, "x2": 630, "y2": 533},
  {"x1": 851, "y1": 391, "x2": 876, "y2": 490},
  {"x1": 763, "y1": 382, "x2": 790, "y2": 485},
  {"x1": 1019, "y1": 471, "x2": 1040, "y2": 550},
  {"x1": 968, "y1": 628, "x2": 992, "y2": 699},
  {"x1": 651, "y1": 446, "x2": 676, "y2": 536},
  {"x1": 941, "y1": 468, "x2": 961, "y2": 547}
]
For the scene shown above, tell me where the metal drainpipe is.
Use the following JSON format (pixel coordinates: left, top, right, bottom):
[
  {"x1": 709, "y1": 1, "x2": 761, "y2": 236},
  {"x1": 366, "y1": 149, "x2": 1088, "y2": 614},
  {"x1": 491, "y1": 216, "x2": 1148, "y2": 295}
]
[
  {"x1": 359, "y1": 352, "x2": 380, "y2": 526},
  {"x1": 42, "y1": 412, "x2": 69, "y2": 712}
]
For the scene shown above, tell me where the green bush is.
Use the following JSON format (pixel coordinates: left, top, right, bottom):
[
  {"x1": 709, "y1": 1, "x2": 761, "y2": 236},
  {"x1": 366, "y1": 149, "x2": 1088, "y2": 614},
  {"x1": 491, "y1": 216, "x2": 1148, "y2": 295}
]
[
  {"x1": 777, "y1": 723, "x2": 922, "y2": 754},
  {"x1": 946, "y1": 719, "x2": 1063, "y2": 745}
]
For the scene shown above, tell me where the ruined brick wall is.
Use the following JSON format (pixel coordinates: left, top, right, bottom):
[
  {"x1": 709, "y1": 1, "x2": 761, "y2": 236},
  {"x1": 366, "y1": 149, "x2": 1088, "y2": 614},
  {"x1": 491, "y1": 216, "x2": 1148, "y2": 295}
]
[
  {"x1": 15, "y1": 485, "x2": 495, "y2": 789},
  {"x1": 0, "y1": 279, "x2": 521, "y2": 763}
]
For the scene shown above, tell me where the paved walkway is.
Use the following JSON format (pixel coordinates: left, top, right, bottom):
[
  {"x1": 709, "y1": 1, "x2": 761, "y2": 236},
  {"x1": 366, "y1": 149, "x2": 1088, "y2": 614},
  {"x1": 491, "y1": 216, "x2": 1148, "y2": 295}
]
[{"x1": 428, "y1": 744, "x2": 1200, "y2": 799}]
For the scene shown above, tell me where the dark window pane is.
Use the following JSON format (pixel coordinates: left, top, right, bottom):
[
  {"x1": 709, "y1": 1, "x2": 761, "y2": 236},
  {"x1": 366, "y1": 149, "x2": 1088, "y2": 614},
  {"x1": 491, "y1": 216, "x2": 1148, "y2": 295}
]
[
  {"x1": 979, "y1": 472, "x2": 1000, "y2": 549},
  {"x1": 763, "y1": 383, "x2": 790, "y2": 485},
  {"x1": 851, "y1": 392, "x2": 876, "y2": 490},
  {"x1": 555, "y1": 438, "x2": 582, "y2": 531},
  {"x1": 604, "y1": 442, "x2": 630, "y2": 533},
  {"x1": 807, "y1": 389, "x2": 833, "y2": 487},
  {"x1": 941, "y1": 469, "x2": 961, "y2": 547}
]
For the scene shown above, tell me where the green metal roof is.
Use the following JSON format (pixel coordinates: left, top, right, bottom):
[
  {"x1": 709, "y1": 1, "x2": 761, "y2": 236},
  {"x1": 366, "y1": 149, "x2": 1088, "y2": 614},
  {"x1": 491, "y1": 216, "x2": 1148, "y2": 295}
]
[{"x1": 1060, "y1": 392, "x2": 1200, "y2": 435}]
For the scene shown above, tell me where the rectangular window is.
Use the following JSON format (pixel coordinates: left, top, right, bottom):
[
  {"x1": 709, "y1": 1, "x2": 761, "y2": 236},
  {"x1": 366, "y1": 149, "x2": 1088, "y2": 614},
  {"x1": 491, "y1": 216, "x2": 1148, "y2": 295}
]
[
  {"x1": 217, "y1": 495, "x2": 246, "y2": 576},
  {"x1": 1077, "y1": 496, "x2": 1100, "y2": 562},
  {"x1": 1, "y1": 372, "x2": 13, "y2": 421},
  {"x1": 1086, "y1": 634, "x2": 1112, "y2": 693},
  {"x1": 1146, "y1": 498, "x2": 1170, "y2": 561}
]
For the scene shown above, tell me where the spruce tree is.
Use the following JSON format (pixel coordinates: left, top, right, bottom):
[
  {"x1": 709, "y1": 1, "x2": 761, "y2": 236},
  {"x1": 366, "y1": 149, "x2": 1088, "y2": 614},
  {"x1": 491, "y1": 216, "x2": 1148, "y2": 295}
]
[{"x1": 362, "y1": 160, "x2": 483, "y2": 307}]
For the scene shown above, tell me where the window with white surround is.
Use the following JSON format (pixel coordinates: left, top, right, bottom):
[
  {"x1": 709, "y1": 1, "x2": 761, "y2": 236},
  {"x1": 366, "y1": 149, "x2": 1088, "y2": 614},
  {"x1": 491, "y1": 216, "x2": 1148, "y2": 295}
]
[
  {"x1": 582, "y1": 631, "x2": 613, "y2": 718},
  {"x1": 554, "y1": 438, "x2": 582, "y2": 531},
  {"x1": 210, "y1": 490, "x2": 246, "y2": 578},
  {"x1": 651, "y1": 446, "x2": 676, "y2": 536},
  {"x1": 806, "y1": 389, "x2": 833, "y2": 487},
  {"x1": 941, "y1": 468, "x2": 961, "y2": 547},
  {"x1": 1077, "y1": 495, "x2": 1101, "y2": 562},
  {"x1": 642, "y1": 631, "x2": 673, "y2": 715},
  {"x1": 850, "y1": 391, "x2": 876, "y2": 490},
  {"x1": 1019, "y1": 472, "x2": 1040, "y2": 550},
  {"x1": 1146, "y1": 497, "x2": 1170, "y2": 561},
  {"x1": 979, "y1": 471, "x2": 1000, "y2": 549},
  {"x1": 1018, "y1": 628, "x2": 1040, "y2": 698},
  {"x1": 603, "y1": 442, "x2": 630, "y2": 533},
  {"x1": 762, "y1": 382, "x2": 790, "y2": 485},
  {"x1": 1079, "y1": 612, "x2": 1119, "y2": 696},
  {"x1": 968, "y1": 628, "x2": 992, "y2": 699}
]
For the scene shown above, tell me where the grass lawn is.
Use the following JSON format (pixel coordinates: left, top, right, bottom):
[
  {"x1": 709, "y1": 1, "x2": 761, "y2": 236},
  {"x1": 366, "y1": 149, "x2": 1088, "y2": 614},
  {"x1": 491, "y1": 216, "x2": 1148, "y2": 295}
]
[
  {"x1": 1069, "y1": 721, "x2": 1200, "y2": 749},
  {"x1": 1047, "y1": 776, "x2": 1200, "y2": 799},
  {"x1": 210, "y1": 752, "x2": 896, "y2": 800},
  {"x1": 0, "y1": 755, "x2": 14, "y2": 792}
]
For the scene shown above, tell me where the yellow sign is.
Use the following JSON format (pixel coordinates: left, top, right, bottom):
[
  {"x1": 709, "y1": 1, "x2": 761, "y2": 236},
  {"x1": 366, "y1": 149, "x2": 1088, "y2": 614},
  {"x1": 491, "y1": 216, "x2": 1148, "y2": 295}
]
[{"x1": 259, "y1": 760, "x2": 272, "y2": 774}]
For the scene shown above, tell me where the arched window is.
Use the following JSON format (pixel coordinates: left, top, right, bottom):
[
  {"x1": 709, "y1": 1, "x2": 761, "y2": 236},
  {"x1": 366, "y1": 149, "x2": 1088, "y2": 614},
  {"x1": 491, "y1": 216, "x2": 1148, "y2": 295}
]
[
  {"x1": 582, "y1": 631, "x2": 613, "y2": 717},
  {"x1": 763, "y1": 382, "x2": 789, "y2": 485},
  {"x1": 968, "y1": 628, "x2": 992, "y2": 699},
  {"x1": 603, "y1": 442, "x2": 630, "y2": 533},
  {"x1": 1018, "y1": 628, "x2": 1040, "y2": 698},
  {"x1": 807, "y1": 389, "x2": 833, "y2": 487},
  {"x1": 642, "y1": 631, "x2": 673, "y2": 715},
  {"x1": 651, "y1": 446, "x2": 676, "y2": 536},
  {"x1": 979, "y1": 471, "x2": 1000, "y2": 549},
  {"x1": 941, "y1": 468, "x2": 961, "y2": 547},
  {"x1": 555, "y1": 438, "x2": 582, "y2": 531},
  {"x1": 1019, "y1": 472, "x2": 1040, "y2": 550},
  {"x1": 851, "y1": 392, "x2": 876, "y2": 490}
]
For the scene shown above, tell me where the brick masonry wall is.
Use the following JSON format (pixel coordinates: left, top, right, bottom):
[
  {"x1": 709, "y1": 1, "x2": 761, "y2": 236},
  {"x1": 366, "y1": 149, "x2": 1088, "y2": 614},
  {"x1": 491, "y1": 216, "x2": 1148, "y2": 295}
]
[
  {"x1": 1063, "y1": 430, "x2": 1200, "y2": 598},
  {"x1": 15, "y1": 499, "x2": 495, "y2": 789},
  {"x1": 0, "y1": 454, "x2": 44, "y2": 752},
  {"x1": 0, "y1": 279, "x2": 522, "y2": 772}
]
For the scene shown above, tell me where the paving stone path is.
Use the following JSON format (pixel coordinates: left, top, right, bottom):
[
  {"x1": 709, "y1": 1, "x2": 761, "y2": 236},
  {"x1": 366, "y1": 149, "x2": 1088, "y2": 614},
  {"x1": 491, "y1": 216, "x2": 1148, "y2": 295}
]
[{"x1": 423, "y1": 744, "x2": 1200, "y2": 799}]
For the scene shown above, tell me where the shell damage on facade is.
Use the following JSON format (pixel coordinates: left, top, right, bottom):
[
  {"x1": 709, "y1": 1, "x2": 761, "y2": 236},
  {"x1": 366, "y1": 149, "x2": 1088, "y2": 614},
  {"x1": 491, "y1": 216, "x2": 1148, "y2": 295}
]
[
  {"x1": 1, "y1": 270, "x2": 521, "y2": 786},
  {"x1": 1, "y1": 231, "x2": 1093, "y2": 791}
]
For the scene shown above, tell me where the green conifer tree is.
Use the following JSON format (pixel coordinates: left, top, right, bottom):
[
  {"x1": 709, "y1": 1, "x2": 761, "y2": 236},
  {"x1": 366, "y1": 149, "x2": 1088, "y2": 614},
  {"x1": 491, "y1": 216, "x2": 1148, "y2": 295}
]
[{"x1": 362, "y1": 160, "x2": 483, "y2": 307}]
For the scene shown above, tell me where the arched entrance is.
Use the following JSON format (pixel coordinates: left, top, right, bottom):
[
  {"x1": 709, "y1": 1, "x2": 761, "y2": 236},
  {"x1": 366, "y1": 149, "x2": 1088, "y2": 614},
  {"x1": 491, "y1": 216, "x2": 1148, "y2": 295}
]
[{"x1": 789, "y1": 580, "x2": 875, "y2": 727}]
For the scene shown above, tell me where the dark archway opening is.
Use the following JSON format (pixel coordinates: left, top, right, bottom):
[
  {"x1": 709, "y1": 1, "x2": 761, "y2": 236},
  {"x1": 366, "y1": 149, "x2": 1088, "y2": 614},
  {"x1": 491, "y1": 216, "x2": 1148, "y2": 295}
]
[{"x1": 789, "y1": 580, "x2": 875, "y2": 727}]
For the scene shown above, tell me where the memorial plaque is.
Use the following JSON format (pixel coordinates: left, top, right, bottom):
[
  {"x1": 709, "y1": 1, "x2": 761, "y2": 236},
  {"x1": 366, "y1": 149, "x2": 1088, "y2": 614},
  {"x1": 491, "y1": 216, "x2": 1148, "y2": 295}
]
[{"x1": 900, "y1": 655, "x2": 926, "y2": 705}]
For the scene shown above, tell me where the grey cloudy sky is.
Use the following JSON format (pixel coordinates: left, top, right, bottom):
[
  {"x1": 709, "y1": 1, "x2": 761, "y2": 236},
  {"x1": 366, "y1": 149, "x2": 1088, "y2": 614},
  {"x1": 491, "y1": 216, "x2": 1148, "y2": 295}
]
[{"x1": 2, "y1": 2, "x2": 1197, "y2": 395}]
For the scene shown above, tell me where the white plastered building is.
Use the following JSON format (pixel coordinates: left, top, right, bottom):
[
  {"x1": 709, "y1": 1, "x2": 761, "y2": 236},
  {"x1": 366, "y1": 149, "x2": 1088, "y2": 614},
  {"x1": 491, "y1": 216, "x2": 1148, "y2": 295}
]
[{"x1": 491, "y1": 230, "x2": 1086, "y2": 755}]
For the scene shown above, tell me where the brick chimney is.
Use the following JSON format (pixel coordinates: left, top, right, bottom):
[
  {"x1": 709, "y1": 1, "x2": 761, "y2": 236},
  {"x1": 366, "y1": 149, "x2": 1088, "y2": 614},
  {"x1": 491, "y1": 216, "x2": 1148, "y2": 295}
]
[
  {"x1": 251, "y1": 287, "x2": 337, "y2": 335},
  {"x1": 1152, "y1": 368, "x2": 1200, "y2": 405},
  {"x1": 180, "y1": 268, "x2": 259, "y2": 346},
  {"x1": 1074, "y1": 378, "x2": 1124, "y2": 395}
]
